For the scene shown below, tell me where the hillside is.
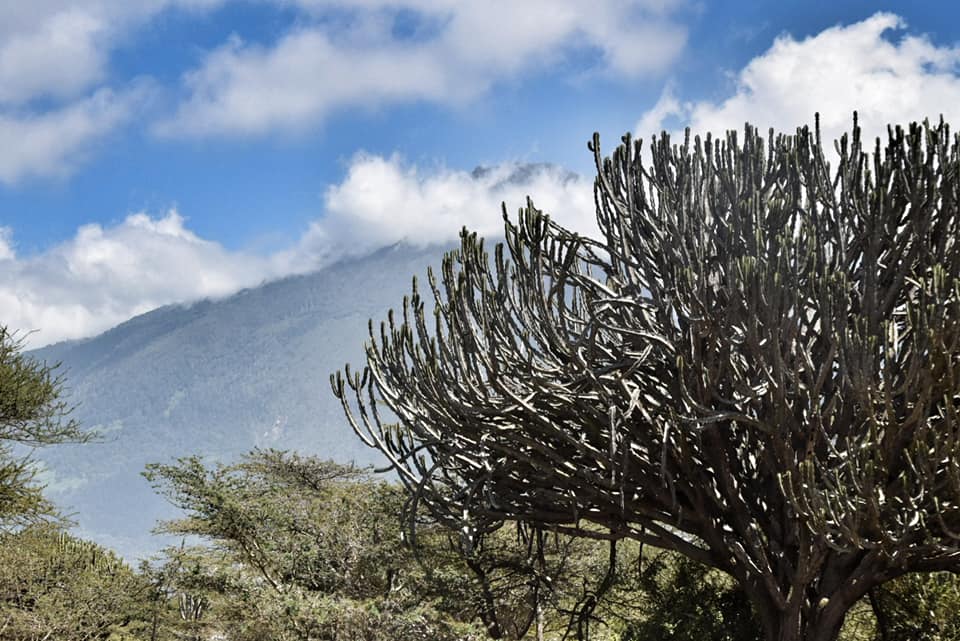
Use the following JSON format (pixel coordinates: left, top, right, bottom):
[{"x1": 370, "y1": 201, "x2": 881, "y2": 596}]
[{"x1": 28, "y1": 242, "x2": 449, "y2": 559}]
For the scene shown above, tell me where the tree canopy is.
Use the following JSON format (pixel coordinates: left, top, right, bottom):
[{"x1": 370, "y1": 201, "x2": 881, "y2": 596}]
[
  {"x1": 144, "y1": 449, "x2": 661, "y2": 640},
  {"x1": 145, "y1": 450, "x2": 490, "y2": 640},
  {"x1": 0, "y1": 525, "x2": 148, "y2": 640},
  {"x1": 0, "y1": 326, "x2": 88, "y2": 527},
  {"x1": 334, "y1": 116, "x2": 960, "y2": 641}
]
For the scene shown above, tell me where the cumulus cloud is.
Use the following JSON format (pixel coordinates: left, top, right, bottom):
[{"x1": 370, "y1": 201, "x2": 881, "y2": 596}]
[
  {"x1": 0, "y1": 0, "x2": 686, "y2": 178},
  {"x1": 0, "y1": 9, "x2": 107, "y2": 105},
  {"x1": 156, "y1": 0, "x2": 687, "y2": 137},
  {"x1": 284, "y1": 155, "x2": 596, "y2": 266},
  {"x1": 0, "y1": 86, "x2": 146, "y2": 183},
  {"x1": 2, "y1": 157, "x2": 593, "y2": 347},
  {"x1": 154, "y1": 30, "x2": 463, "y2": 138},
  {"x1": 634, "y1": 12, "x2": 960, "y2": 146},
  {"x1": 0, "y1": 0, "x2": 224, "y2": 184},
  {"x1": 0, "y1": 211, "x2": 276, "y2": 347}
]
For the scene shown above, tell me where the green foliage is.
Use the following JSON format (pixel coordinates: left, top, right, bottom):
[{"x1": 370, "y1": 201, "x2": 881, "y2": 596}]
[
  {"x1": 868, "y1": 572, "x2": 960, "y2": 641},
  {"x1": 0, "y1": 326, "x2": 89, "y2": 526},
  {"x1": 0, "y1": 525, "x2": 148, "y2": 640},
  {"x1": 144, "y1": 449, "x2": 493, "y2": 640},
  {"x1": 0, "y1": 326, "x2": 151, "y2": 640},
  {"x1": 143, "y1": 450, "x2": 678, "y2": 640},
  {"x1": 145, "y1": 451, "x2": 401, "y2": 598},
  {"x1": 621, "y1": 551, "x2": 759, "y2": 641}
]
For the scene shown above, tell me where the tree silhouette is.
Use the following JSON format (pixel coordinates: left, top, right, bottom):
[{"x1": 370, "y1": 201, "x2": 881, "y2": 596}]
[{"x1": 335, "y1": 116, "x2": 960, "y2": 641}]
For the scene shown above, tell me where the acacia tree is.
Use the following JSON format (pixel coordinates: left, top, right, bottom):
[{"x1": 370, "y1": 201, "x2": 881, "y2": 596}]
[
  {"x1": 145, "y1": 450, "x2": 491, "y2": 641},
  {"x1": 334, "y1": 117, "x2": 960, "y2": 641},
  {"x1": 0, "y1": 326, "x2": 87, "y2": 527}
]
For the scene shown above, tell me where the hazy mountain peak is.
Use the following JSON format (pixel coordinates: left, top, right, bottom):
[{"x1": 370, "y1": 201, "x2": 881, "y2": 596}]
[{"x1": 29, "y1": 241, "x2": 452, "y2": 560}]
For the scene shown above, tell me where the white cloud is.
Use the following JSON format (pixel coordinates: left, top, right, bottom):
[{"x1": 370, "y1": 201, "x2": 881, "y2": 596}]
[
  {"x1": 0, "y1": 87, "x2": 146, "y2": 184},
  {"x1": 2, "y1": 157, "x2": 593, "y2": 347},
  {"x1": 0, "y1": 210, "x2": 275, "y2": 347},
  {"x1": 0, "y1": 1, "x2": 224, "y2": 106},
  {"x1": 0, "y1": 0, "x2": 225, "y2": 183},
  {"x1": 286, "y1": 154, "x2": 595, "y2": 266},
  {"x1": 157, "y1": 0, "x2": 688, "y2": 137},
  {"x1": 154, "y1": 30, "x2": 463, "y2": 138},
  {"x1": 0, "y1": 228, "x2": 14, "y2": 261},
  {"x1": 635, "y1": 12, "x2": 960, "y2": 146},
  {"x1": 0, "y1": 0, "x2": 687, "y2": 177},
  {"x1": 0, "y1": 9, "x2": 107, "y2": 105}
]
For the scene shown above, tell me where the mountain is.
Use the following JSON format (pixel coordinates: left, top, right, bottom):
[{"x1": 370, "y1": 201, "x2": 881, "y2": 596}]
[{"x1": 27, "y1": 242, "x2": 451, "y2": 560}]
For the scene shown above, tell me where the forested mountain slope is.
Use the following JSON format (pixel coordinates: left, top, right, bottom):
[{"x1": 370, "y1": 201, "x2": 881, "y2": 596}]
[{"x1": 28, "y1": 242, "x2": 447, "y2": 559}]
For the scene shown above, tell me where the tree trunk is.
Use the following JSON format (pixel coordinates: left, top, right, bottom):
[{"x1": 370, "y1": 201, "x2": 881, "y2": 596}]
[
  {"x1": 749, "y1": 577, "x2": 856, "y2": 641},
  {"x1": 757, "y1": 607, "x2": 847, "y2": 641},
  {"x1": 869, "y1": 589, "x2": 891, "y2": 641},
  {"x1": 739, "y1": 544, "x2": 888, "y2": 641}
]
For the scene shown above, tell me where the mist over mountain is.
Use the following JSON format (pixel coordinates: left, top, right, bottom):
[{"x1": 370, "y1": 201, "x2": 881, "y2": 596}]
[{"x1": 27, "y1": 242, "x2": 453, "y2": 560}]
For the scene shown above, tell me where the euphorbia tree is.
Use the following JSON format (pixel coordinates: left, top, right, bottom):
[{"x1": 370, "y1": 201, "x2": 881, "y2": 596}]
[{"x1": 334, "y1": 116, "x2": 960, "y2": 641}]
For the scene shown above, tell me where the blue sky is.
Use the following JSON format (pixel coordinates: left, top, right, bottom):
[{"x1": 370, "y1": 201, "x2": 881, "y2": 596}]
[{"x1": 2, "y1": 0, "x2": 959, "y2": 346}]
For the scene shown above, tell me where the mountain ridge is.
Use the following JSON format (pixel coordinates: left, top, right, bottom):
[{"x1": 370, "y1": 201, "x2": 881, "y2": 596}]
[{"x1": 27, "y1": 240, "x2": 455, "y2": 559}]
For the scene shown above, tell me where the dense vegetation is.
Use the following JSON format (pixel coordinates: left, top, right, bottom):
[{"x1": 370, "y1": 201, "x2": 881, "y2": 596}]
[
  {"x1": 6, "y1": 441, "x2": 960, "y2": 640},
  {"x1": 6, "y1": 119, "x2": 960, "y2": 640},
  {"x1": 25, "y1": 243, "x2": 443, "y2": 560}
]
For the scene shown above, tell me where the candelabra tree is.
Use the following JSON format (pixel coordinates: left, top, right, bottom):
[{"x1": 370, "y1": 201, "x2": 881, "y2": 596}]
[{"x1": 333, "y1": 116, "x2": 960, "y2": 641}]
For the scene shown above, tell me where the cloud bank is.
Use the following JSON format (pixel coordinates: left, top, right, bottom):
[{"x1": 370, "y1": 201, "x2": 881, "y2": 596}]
[
  {"x1": 156, "y1": 0, "x2": 687, "y2": 137},
  {"x1": 2, "y1": 158, "x2": 593, "y2": 347},
  {"x1": 0, "y1": 0, "x2": 687, "y2": 181},
  {"x1": 10, "y1": 11, "x2": 960, "y2": 347},
  {"x1": 303, "y1": 154, "x2": 596, "y2": 256},
  {"x1": 0, "y1": 87, "x2": 148, "y2": 184},
  {"x1": 635, "y1": 13, "x2": 960, "y2": 147},
  {"x1": 0, "y1": 0, "x2": 217, "y2": 184}
]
